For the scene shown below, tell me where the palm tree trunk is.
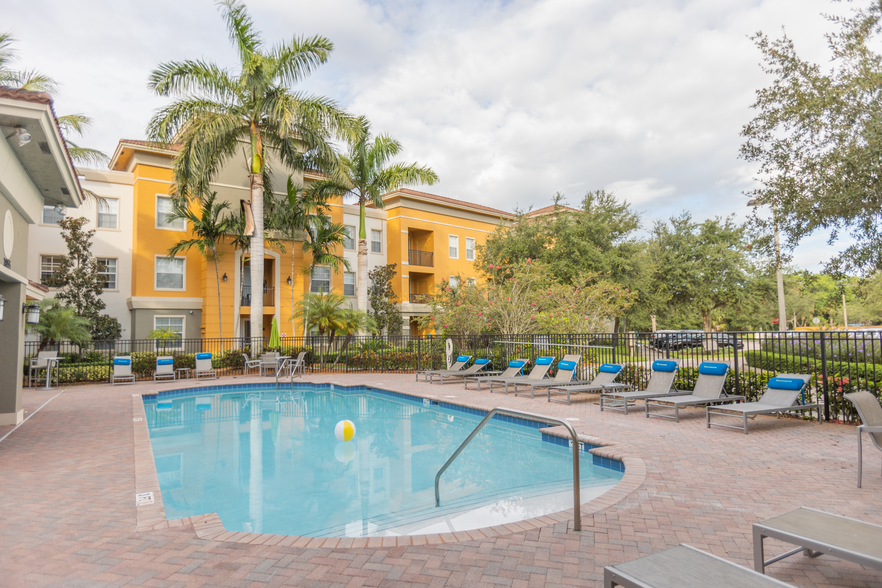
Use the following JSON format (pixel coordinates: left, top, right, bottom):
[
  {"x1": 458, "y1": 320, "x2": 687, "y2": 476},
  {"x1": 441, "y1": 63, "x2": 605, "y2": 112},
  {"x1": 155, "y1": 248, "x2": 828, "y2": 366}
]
[
  {"x1": 356, "y1": 201, "x2": 368, "y2": 314},
  {"x1": 213, "y1": 252, "x2": 223, "y2": 340},
  {"x1": 291, "y1": 251, "x2": 296, "y2": 341},
  {"x1": 250, "y1": 173, "x2": 264, "y2": 357}
]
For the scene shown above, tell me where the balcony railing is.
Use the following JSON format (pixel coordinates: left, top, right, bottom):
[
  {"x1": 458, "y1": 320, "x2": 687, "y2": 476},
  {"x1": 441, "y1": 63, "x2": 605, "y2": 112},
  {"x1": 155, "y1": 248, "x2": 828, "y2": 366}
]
[
  {"x1": 409, "y1": 293, "x2": 432, "y2": 304},
  {"x1": 241, "y1": 286, "x2": 274, "y2": 307},
  {"x1": 408, "y1": 249, "x2": 433, "y2": 267}
]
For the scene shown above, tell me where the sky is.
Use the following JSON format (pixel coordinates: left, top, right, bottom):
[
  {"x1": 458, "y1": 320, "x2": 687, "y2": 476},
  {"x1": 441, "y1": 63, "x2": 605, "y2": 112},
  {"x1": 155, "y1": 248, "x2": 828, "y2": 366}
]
[{"x1": 3, "y1": 0, "x2": 855, "y2": 270}]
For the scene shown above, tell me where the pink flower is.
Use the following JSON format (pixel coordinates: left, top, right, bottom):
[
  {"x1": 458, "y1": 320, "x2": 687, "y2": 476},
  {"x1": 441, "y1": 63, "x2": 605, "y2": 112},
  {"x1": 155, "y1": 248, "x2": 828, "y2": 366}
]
[
  {"x1": 531, "y1": 302, "x2": 535, "y2": 306},
  {"x1": 478, "y1": 312, "x2": 482, "y2": 316},
  {"x1": 530, "y1": 315, "x2": 534, "y2": 319},
  {"x1": 495, "y1": 265, "x2": 500, "y2": 269},
  {"x1": 527, "y1": 258, "x2": 532, "y2": 264}
]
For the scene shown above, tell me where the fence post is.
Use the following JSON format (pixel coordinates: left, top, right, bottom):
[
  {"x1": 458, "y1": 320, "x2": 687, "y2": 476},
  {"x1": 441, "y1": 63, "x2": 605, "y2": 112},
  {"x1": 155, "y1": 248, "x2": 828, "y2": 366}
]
[
  {"x1": 732, "y1": 332, "x2": 740, "y2": 397},
  {"x1": 417, "y1": 336, "x2": 421, "y2": 372},
  {"x1": 820, "y1": 331, "x2": 830, "y2": 422},
  {"x1": 611, "y1": 332, "x2": 617, "y2": 364}
]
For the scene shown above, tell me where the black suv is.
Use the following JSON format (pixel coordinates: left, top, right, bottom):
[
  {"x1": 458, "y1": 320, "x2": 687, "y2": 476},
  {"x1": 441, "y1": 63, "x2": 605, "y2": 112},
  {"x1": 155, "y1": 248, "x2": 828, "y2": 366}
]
[
  {"x1": 649, "y1": 331, "x2": 704, "y2": 351},
  {"x1": 707, "y1": 332, "x2": 744, "y2": 349}
]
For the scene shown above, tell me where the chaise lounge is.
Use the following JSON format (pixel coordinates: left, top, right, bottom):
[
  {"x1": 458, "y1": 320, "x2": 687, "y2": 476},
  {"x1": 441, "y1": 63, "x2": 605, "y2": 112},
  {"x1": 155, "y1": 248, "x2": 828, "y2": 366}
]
[
  {"x1": 463, "y1": 359, "x2": 528, "y2": 390},
  {"x1": 645, "y1": 362, "x2": 741, "y2": 422},
  {"x1": 601, "y1": 360, "x2": 686, "y2": 415},
  {"x1": 844, "y1": 391, "x2": 882, "y2": 488},
  {"x1": 547, "y1": 363, "x2": 628, "y2": 405},
  {"x1": 415, "y1": 355, "x2": 472, "y2": 382},
  {"x1": 512, "y1": 355, "x2": 582, "y2": 398},
  {"x1": 487, "y1": 356, "x2": 555, "y2": 394},
  {"x1": 706, "y1": 374, "x2": 814, "y2": 434},
  {"x1": 426, "y1": 358, "x2": 491, "y2": 384}
]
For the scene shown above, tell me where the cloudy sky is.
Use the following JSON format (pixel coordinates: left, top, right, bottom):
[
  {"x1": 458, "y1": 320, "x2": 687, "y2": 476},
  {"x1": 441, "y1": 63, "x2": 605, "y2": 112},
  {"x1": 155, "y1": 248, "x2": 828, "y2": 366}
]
[{"x1": 4, "y1": 0, "x2": 852, "y2": 268}]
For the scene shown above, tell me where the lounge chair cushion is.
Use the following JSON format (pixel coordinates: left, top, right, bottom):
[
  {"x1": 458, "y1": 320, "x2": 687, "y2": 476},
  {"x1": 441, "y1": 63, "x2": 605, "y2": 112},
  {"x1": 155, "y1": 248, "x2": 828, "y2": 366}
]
[
  {"x1": 509, "y1": 360, "x2": 527, "y2": 368},
  {"x1": 599, "y1": 364, "x2": 622, "y2": 373},
  {"x1": 535, "y1": 356, "x2": 554, "y2": 366},
  {"x1": 698, "y1": 362, "x2": 728, "y2": 376},
  {"x1": 557, "y1": 361, "x2": 577, "y2": 371},
  {"x1": 652, "y1": 360, "x2": 678, "y2": 372},
  {"x1": 114, "y1": 357, "x2": 131, "y2": 366},
  {"x1": 196, "y1": 353, "x2": 212, "y2": 360},
  {"x1": 456, "y1": 355, "x2": 470, "y2": 362},
  {"x1": 157, "y1": 358, "x2": 174, "y2": 366},
  {"x1": 475, "y1": 358, "x2": 490, "y2": 365},
  {"x1": 768, "y1": 376, "x2": 804, "y2": 390}
]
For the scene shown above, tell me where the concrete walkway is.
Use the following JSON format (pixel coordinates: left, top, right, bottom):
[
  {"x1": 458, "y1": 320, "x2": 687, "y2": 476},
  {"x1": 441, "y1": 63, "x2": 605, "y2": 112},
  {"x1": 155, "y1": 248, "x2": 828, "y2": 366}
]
[{"x1": 0, "y1": 373, "x2": 879, "y2": 587}]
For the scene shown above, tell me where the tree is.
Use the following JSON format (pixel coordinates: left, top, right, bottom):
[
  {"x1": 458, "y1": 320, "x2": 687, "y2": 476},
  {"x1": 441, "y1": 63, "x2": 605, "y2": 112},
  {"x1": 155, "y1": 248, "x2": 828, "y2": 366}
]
[
  {"x1": 534, "y1": 275, "x2": 636, "y2": 334},
  {"x1": 147, "y1": 326, "x2": 182, "y2": 352},
  {"x1": 367, "y1": 264, "x2": 403, "y2": 335},
  {"x1": 309, "y1": 116, "x2": 438, "y2": 314},
  {"x1": 147, "y1": 0, "x2": 356, "y2": 352},
  {"x1": 417, "y1": 277, "x2": 489, "y2": 336},
  {"x1": 647, "y1": 214, "x2": 753, "y2": 332},
  {"x1": 332, "y1": 309, "x2": 377, "y2": 366},
  {"x1": 740, "y1": 2, "x2": 882, "y2": 275},
  {"x1": 167, "y1": 192, "x2": 232, "y2": 338},
  {"x1": 52, "y1": 217, "x2": 121, "y2": 339},
  {"x1": 27, "y1": 299, "x2": 91, "y2": 352},
  {"x1": 300, "y1": 212, "x2": 351, "y2": 335}
]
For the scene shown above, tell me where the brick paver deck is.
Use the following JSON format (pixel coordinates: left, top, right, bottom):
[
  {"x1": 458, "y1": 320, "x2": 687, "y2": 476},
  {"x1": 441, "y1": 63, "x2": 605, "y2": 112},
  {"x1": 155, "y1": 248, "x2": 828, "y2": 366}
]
[{"x1": 0, "y1": 373, "x2": 879, "y2": 587}]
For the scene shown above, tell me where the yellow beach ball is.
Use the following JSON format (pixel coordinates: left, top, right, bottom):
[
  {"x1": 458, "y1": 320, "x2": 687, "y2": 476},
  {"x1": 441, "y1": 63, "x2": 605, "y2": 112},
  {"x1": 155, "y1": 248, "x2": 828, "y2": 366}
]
[
  {"x1": 334, "y1": 442, "x2": 355, "y2": 463},
  {"x1": 334, "y1": 419, "x2": 356, "y2": 442}
]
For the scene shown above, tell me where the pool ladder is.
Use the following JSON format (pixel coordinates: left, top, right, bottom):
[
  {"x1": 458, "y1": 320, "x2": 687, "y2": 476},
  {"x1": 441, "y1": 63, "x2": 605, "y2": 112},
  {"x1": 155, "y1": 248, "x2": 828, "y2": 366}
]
[
  {"x1": 434, "y1": 407, "x2": 583, "y2": 532},
  {"x1": 274, "y1": 357, "x2": 302, "y2": 387}
]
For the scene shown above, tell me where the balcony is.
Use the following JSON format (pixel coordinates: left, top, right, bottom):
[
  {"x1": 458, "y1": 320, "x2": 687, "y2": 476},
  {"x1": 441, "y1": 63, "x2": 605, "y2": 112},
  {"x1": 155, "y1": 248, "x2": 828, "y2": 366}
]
[
  {"x1": 241, "y1": 286, "x2": 274, "y2": 307},
  {"x1": 408, "y1": 249, "x2": 433, "y2": 267},
  {"x1": 409, "y1": 293, "x2": 432, "y2": 304}
]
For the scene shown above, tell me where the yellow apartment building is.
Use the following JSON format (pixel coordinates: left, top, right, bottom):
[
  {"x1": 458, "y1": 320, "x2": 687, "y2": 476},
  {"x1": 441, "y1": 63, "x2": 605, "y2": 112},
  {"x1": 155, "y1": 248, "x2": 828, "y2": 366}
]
[{"x1": 27, "y1": 140, "x2": 517, "y2": 341}]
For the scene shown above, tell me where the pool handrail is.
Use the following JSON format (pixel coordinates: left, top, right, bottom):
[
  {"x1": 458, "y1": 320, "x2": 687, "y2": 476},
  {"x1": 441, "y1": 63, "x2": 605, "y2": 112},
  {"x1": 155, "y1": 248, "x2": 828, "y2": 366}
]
[{"x1": 434, "y1": 407, "x2": 582, "y2": 532}]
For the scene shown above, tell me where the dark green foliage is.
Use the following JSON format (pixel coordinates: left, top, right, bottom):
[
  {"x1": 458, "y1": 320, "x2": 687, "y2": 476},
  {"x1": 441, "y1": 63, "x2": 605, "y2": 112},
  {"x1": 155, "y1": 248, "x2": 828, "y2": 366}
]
[
  {"x1": 368, "y1": 264, "x2": 403, "y2": 335},
  {"x1": 91, "y1": 315, "x2": 122, "y2": 341}
]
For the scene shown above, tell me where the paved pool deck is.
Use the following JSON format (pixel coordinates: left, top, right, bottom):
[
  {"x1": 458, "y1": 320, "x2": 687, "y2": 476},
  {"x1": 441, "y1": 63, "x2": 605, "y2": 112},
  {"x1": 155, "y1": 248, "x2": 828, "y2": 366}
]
[{"x1": 0, "y1": 372, "x2": 879, "y2": 587}]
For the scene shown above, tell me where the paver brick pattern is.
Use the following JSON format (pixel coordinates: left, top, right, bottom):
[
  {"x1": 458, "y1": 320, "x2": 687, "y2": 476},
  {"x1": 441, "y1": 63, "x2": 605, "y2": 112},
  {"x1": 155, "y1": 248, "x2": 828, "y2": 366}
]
[{"x1": 0, "y1": 373, "x2": 879, "y2": 587}]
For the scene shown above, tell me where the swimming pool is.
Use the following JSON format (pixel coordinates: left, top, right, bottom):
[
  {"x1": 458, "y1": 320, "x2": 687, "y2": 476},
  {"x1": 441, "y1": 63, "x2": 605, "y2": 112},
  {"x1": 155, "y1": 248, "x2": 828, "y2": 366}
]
[{"x1": 142, "y1": 384, "x2": 624, "y2": 537}]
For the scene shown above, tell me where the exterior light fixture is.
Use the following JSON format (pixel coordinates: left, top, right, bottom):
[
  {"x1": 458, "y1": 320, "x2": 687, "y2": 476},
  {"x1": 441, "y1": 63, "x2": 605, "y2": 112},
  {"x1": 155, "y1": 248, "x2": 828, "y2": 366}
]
[
  {"x1": 286, "y1": 276, "x2": 292, "y2": 285},
  {"x1": 16, "y1": 127, "x2": 31, "y2": 146},
  {"x1": 0, "y1": 295, "x2": 5, "y2": 321},
  {"x1": 23, "y1": 302, "x2": 40, "y2": 325},
  {"x1": 222, "y1": 273, "x2": 228, "y2": 282}
]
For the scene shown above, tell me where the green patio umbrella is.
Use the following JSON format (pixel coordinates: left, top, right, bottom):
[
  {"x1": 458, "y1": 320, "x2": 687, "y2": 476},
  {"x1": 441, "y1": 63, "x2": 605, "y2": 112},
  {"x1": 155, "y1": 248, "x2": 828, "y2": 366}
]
[{"x1": 268, "y1": 316, "x2": 281, "y2": 349}]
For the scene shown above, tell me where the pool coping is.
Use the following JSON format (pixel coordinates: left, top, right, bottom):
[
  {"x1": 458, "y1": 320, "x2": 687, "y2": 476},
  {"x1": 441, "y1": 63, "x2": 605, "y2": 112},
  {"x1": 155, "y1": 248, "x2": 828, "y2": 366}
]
[{"x1": 132, "y1": 382, "x2": 647, "y2": 546}]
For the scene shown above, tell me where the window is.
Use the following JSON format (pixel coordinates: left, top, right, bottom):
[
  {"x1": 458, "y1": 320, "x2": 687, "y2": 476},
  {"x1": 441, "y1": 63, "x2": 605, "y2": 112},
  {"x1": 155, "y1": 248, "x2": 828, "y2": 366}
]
[
  {"x1": 466, "y1": 237, "x2": 475, "y2": 261},
  {"x1": 466, "y1": 277, "x2": 476, "y2": 287},
  {"x1": 155, "y1": 257, "x2": 185, "y2": 290},
  {"x1": 97, "y1": 199, "x2": 119, "y2": 229},
  {"x1": 40, "y1": 255, "x2": 63, "y2": 286},
  {"x1": 344, "y1": 272, "x2": 355, "y2": 296},
  {"x1": 311, "y1": 266, "x2": 331, "y2": 293},
  {"x1": 41, "y1": 204, "x2": 65, "y2": 225},
  {"x1": 156, "y1": 196, "x2": 185, "y2": 231},
  {"x1": 97, "y1": 258, "x2": 118, "y2": 290},
  {"x1": 154, "y1": 316, "x2": 184, "y2": 350},
  {"x1": 449, "y1": 235, "x2": 459, "y2": 259},
  {"x1": 371, "y1": 229, "x2": 382, "y2": 253},
  {"x1": 449, "y1": 276, "x2": 459, "y2": 288},
  {"x1": 343, "y1": 226, "x2": 355, "y2": 250}
]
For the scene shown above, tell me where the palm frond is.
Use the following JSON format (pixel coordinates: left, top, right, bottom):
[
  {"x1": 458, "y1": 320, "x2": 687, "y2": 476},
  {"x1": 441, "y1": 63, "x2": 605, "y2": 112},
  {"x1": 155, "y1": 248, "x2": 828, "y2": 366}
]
[
  {"x1": 8, "y1": 68, "x2": 57, "y2": 93},
  {"x1": 268, "y1": 35, "x2": 333, "y2": 87},
  {"x1": 64, "y1": 140, "x2": 108, "y2": 167},
  {"x1": 148, "y1": 59, "x2": 239, "y2": 101},
  {"x1": 0, "y1": 31, "x2": 17, "y2": 70},
  {"x1": 218, "y1": 0, "x2": 261, "y2": 62},
  {"x1": 56, "y1": 114, "x2": 93, "y2": 136}
]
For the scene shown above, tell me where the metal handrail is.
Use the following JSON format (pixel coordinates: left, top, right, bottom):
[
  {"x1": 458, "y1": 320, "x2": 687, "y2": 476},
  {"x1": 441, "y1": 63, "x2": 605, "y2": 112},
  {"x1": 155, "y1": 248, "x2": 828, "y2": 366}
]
[
  {"x1": 434, "y1": 407, "x2": 582, "y2": 531},
  {"x1": 275, "y1": 357, "x2": 294, "y2": 385}
]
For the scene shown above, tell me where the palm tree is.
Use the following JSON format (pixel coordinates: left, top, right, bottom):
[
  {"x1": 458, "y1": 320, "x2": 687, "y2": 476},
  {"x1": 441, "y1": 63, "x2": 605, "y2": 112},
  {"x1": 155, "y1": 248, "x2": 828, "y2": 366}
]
[
  {"x1": 310, "y1": 116, "x2": 438, "y2": 313},
  {"x1": 27, "y1": 299, "x2": 91, "y2": 352},
  {"x1": 301, "y1": 213, "x2": 350, "y2": 336},
  {"x1": 332, "y1": 309, "x2": 377, "y2": 366},
  {"x1": 147, "y1": 326, "x2": 182, "y2": 352},
  {"x1": 147, "y1": 0, "x2": 356, "y2": 353},
  {"x1": 167, "y1": 192, "x2": 231, "y2": 338},
  {"x1": 294, "y1": 292, "x2": 349, "y2": 366}
]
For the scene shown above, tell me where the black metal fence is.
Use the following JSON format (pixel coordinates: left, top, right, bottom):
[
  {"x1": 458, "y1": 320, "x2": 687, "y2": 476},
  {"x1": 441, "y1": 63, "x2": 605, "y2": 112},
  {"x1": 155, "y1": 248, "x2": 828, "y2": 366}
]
[{"x1": 23, "y1": 330, "x2": 882, "y2": 422}]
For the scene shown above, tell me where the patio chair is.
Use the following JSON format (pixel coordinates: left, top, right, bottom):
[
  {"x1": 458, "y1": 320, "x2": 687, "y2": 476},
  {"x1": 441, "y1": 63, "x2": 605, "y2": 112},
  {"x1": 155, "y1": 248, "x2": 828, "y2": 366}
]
[
  {"x1": 487, "y1": 356, "x2": 555, "y2": 394},
  {"x1": 415, "y1": 355, "x2": 472, "y2": 382},
  {"x1": 706, "y1": 374, "x2": 815, "y2": 434},
  {"x1": 28, "y1": 350, "x2": 58, "y2": 388},
  {"x1": 259, "y1": 352, "x2": 280, "y2": 377},
  {"x1": 601, "y1": 360, "x2": 685, "y2": 415},
  {"x1": 547, "y1": 364, "x2": 629, "y2": 405},
  {"x1": 426, "y1": 358, "x2": 492, "y2": 384},
  {"x1": 645, "y1": 362, "x2": 741, "y2": 422},
  {"x1": 753, "y1": 507, "x2": 882, "y2": 574},
  {"x1": 464, "y1": 359, "x2": 529, "y2": 390},
  {"x1": 604, "y1": 544, "x2": 792, "y2": 588},
  {"x1": 242, "y1": 353, "x2": 261, "y2": 375},
  {"x1": 194, "y1": 352, "x2": 217, "y2": 380},
  {"x1": 111, "y1": 356, "x2": 135, "y2": 385},
  {"x1": 512, "y1": 355, "x2": 583, "y2": 398},
  {"x1": 154, "y1": 356, "x2": 176, "y2": 382},
  {"x1": 844, "y1": 391, "x2": 882, "y2": 488}
]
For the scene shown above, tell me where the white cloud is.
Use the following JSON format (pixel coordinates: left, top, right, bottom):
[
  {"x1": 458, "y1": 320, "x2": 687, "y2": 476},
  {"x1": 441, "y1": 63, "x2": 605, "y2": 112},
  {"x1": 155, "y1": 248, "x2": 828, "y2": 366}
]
[{"x1": 2, "y1": 0, "x2": 855, "y2": 269}]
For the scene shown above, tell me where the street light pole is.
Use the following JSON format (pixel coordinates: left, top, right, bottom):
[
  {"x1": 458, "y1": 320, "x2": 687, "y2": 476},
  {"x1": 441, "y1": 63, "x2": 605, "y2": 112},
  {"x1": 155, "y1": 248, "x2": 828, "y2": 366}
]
[{"x1": 749, "y1": 199, "x2": 787, "y2": 332}]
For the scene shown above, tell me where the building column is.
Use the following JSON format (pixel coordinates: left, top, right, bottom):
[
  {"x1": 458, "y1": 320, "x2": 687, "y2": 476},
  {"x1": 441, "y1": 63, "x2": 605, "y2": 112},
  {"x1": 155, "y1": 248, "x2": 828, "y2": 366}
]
[{"x1": 0, "y1": 281, "x2": 26, "y2": 425}]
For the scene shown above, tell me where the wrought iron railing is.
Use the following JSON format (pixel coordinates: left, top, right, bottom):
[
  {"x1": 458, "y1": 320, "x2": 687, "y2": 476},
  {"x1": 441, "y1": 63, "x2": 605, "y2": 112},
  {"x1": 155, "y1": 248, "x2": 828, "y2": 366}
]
[
  {"x1": 241, "y1": 285, "x2": 274, "y2": 307},
  {"x1": 408, "y1": 249, "x2": 433, "y2": 267}
]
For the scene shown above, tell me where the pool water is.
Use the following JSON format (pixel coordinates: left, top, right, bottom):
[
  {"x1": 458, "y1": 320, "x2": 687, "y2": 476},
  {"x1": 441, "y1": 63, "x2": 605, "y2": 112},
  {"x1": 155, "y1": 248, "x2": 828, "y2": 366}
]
[{"x1": 143, "y1": 385, "x2": 623, "y2": 537}]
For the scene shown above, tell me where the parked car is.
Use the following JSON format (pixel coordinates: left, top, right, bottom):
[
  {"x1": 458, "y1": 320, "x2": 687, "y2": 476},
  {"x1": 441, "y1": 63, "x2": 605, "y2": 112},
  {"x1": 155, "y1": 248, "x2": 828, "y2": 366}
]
[
  {"x1": 649, "y1": 331, "x2": 704, "y2": 351},
  {"x1": 707, "y1": 332, "x2": 744, "y2": 349}
]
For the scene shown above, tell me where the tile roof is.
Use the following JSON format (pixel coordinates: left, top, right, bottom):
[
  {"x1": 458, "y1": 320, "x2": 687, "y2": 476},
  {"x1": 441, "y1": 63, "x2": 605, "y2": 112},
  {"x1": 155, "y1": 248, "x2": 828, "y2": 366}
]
[
  {"x1": 525, "y1": 204, "x2": 581, "y2": 217},
  {"x1": 388, "y1": 188, "x2": 514, "y2": 217},
  {"x1": 118, "y1": 139, "x2": 181, "y2": 151}
]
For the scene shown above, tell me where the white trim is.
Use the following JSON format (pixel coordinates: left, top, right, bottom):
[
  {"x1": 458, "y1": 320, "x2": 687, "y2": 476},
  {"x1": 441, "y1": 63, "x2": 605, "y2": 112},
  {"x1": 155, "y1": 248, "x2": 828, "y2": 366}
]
[
  {"x1": 448, "y1": 234, "x2": 459, "y2": 260},
  {"x1": 370, "y1": 228, "x2": 383, "y2": 254},
  {"x1": 127, "y1": 296, "x2": 202, "y2": 310},
  {"x1": 96, "y1": 256, "x2": 119, "y2": 292},
  {"x1": 155, "y1": 195, "x2": 186, "y2": 232},
  {"x1": 96, "y1": 197, "x2": 121, "y2": 231},
  {"x1": 465, "y1": 237, "x2": 476, "y2": 261},
  {"x1": 392, "y1": 215, "x2": 496, "y2": 234},
  {"x1": 402, "y1": 275, "x2": 409, "y2": 278},
  {"x1": 343, "y1": 225, "x2": 356, "y2": 251},
  {"x1": 153, "y1": 315, "x2": 186, "y2": 350},
  {"x1": 154, "y1": 255, "x2": 186, "y2": 291}
]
